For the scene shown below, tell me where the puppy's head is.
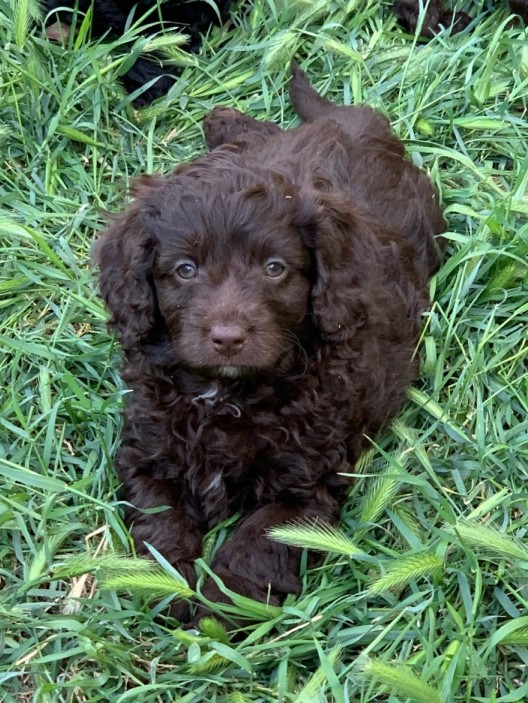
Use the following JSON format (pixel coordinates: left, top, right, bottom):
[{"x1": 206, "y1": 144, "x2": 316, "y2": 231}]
[{"x1": 94, "y1": 170, "x2": 316, "y2": 377}]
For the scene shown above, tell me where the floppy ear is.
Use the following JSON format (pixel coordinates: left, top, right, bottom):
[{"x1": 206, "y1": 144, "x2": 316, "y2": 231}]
[
  {"x1": 92, "y1": 182, "x2": 161, "y2": 354},
  {"x1": 299, "y1": 191, "x2": 381, "y2": 342}
]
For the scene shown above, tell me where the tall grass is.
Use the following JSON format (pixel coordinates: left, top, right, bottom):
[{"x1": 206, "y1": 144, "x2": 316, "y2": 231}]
[{"x1": 1, "y1": 0, "x2": 527, "y2": 700}]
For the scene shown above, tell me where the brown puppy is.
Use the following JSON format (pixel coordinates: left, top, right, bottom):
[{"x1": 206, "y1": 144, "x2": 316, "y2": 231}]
[
  {"x1": 94, "y1": 63, "x2": 445, "y2": 620},
  {"x1": 393, "y1": 0, "x2": 527, "y2": 36},
  {"x1": 43, "y1": 0, "x2": 235, "y2": 105}
]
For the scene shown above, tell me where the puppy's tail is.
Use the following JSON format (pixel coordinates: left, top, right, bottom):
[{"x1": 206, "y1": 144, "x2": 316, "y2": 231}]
[
  {"x1": 289, "y1": 60, "x2": 395, "y2": 145},
  {"x1": 289, "y1": 60, "x2": 335, "y2": 123}
]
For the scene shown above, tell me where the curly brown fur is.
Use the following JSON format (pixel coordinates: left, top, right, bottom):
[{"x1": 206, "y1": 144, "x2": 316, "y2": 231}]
[
  {"x1": 393, "y1": 0, "x2": 527, "y2": 36},
  {"x1": 94, "y1": 62, "x2": 446, "y2": 623}
]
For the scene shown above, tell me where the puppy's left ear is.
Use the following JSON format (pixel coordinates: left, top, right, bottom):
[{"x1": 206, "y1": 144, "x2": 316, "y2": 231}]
[{"x1": 299, "y1": 191, "x2": 379, "y2": 342}]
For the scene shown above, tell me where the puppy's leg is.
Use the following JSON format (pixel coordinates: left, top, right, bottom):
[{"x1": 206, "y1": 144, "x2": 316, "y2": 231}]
[
  {"x1": 392, "y1": 0, "x2": 471, "y2": 37},
  {"x1": 203, "y1": 107, "x2": 281, "y2": 151},
  {"x1": 121, "y1": 472, "x2": 203, "y2": 621},
  {"x1": 195, "y1": 497, "x2": 339, "y2": 624}
]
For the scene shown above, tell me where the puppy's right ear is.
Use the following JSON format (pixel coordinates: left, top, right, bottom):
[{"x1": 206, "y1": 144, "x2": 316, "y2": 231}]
[
  {"x1": 298, "y1": 190, "x2": 377, "y2": 342},
  {"x1": 93, "y1": 180, "x2": 161, "y2": 353}
]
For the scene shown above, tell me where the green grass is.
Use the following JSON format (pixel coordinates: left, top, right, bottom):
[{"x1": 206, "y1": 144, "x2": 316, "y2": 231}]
[{"x1": 1, "y1": 0, "x2": 528, "y2": 700}]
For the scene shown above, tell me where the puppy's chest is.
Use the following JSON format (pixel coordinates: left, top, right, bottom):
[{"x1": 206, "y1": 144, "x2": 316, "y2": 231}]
[
  {"x1": 178, "y1": 388, "x2": 282, "y2": 483},
  {"x1": 164, "y1": 388, "x2": 282, "y2": 524},
  {"x1": 182, "y1": 389, "x2": 280, "y2": 469}
]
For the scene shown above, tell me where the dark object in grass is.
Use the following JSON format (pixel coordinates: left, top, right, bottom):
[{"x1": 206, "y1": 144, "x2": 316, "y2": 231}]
[
  {"x1": 42, "y1": 0, "x2": 235, "y2": 106},
  {"x1": 393, "y1": 0, "x2": 527, "y2": 36},
  {"x1": 94, "y1": 62, "x2": 446, "y2": 624}
]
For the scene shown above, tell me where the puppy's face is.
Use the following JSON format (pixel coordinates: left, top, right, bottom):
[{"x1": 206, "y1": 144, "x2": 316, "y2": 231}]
[{"x1": 147, "y1": 181, "x2": 313, "y2": 378}]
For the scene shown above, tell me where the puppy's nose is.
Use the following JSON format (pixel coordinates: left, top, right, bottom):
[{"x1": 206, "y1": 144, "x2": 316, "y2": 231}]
[{"x1": 210, "y1": 324, "x2": 247, "y2": 357}]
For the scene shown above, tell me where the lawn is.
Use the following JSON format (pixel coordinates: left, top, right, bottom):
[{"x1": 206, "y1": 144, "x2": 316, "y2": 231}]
[{"x1": 1, "y1": 0, "x2": 528, "y2": 701}]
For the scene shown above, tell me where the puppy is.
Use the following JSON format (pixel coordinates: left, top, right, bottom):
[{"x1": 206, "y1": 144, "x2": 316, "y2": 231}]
[
  {"x1": 94, "y1": 63, "x2": 446, "y2": 620},
  {"x1": 393, "y1": 0, "x2": 527, "y2": 36},
  {"x1": 43, "y1": 0, "x2": 235, "y2": 105}
]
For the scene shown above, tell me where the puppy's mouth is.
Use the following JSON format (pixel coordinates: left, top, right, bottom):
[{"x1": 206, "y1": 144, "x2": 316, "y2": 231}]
[{"x1": 203, "y1": 364, "x2": 262, "y2": 380}]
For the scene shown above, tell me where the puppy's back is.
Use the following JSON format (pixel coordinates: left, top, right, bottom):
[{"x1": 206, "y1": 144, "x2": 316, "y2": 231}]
[{"x1": 287, "y1": 62, "x2": 444, "y2": 276}]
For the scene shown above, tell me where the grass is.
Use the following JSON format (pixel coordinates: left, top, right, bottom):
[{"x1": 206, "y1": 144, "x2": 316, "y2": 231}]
[{"x1": 1, "y1": 0, "x2": 527, "y2": 700}]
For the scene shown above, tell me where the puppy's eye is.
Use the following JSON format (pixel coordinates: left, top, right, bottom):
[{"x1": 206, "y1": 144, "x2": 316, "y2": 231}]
[
  {"x1": 176, "y1": 261, "x2": 198, "y2": 280},
  {"x1": 265, "y1": 260, "x2": 286, "y2": 278}
]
